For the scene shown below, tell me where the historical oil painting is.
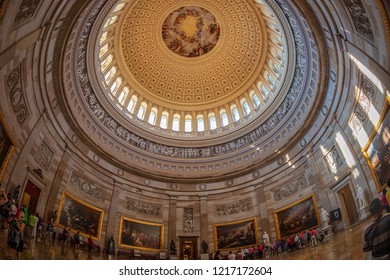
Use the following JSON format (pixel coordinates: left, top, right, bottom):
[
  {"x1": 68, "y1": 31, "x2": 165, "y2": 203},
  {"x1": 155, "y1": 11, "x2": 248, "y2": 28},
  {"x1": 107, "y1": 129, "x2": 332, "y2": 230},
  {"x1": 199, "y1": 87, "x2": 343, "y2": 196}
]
[
  {"x1": 214, "y1": 217, "x2": 258, "y2": 251},
  {"x1": 162, "y1": 6, "x2": 220, "y2": 57},
  {"x1": 273, "y1": 193, "x2": 320, "y2": 239},
  {"x1": 0, "y1": 117, "x2": 14, "y2": 180},
  {"x1": 57, "y1": 192, "x2": 104, "y2": 239},
  {"x1": 363, "y1": 106, "x2": 390, "y2": 191},
  {"x1": 119, "y1": 217, "x2": 164, "y2": 251}
]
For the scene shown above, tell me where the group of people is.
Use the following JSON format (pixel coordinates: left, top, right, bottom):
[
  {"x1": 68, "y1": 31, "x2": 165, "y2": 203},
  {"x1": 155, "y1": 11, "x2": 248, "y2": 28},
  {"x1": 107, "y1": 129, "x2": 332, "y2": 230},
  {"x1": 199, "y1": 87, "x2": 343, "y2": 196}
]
[
  {"x1": 362, "y1": 183, "x2": 390, "y2": 260},
  {"x1": 0, "y1": 186, "x2": 100, "y2": 259},
  {"x1": 0, "y1": 186, "x2": 31, "y2": 259},
  {"x1": 213, "y1": 228, "x2": 326, "y2": 260}
]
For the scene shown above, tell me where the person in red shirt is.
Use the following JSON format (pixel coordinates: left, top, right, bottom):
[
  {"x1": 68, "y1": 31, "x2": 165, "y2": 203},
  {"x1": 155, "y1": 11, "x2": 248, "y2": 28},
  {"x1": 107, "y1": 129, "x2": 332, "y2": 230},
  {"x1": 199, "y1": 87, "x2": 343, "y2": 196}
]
[{"x1": 311, "y1": 228, "x2": 318, "y2": 246}]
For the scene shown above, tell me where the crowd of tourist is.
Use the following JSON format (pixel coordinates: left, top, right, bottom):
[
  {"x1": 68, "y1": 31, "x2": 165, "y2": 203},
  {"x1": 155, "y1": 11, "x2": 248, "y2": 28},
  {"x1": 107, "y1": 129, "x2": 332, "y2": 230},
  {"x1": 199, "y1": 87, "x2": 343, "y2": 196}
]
[
  {"x1": 213, "y1": 228, "x2": 328, "y2": 260},
  {"x1": 0, "y1": 185, "x2": 99, "y2": 259}
]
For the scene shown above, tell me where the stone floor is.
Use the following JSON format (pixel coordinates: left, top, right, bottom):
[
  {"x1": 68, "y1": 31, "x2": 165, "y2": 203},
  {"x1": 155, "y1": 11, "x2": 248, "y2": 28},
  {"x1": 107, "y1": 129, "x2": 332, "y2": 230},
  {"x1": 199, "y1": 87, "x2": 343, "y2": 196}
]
[{"x1": 0, "y1": 220, "x2": 370, "y2": 260}]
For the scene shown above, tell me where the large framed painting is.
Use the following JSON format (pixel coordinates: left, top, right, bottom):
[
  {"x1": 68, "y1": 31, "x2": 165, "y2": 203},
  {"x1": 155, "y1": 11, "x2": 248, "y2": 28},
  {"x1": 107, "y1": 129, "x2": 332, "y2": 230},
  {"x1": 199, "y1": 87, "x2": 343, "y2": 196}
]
[
  {"x1": 0, "y1": 117, "x2": 14, "y2": 181},
  {"x1": 56, "y1": 192, "x2": 104, "y2": 240},
  {"x1": 363, "y1": 105, "x2": 390, "y2": 192},
  {"x1": 119, "y1": 217, "x2": 164, "y2": 252},
  {"x1": 273, "y1": 193, "x2": 320, "y2": 239},
  {"x1": 213, "y1": 217, "x2": 258, "y2": 251}
]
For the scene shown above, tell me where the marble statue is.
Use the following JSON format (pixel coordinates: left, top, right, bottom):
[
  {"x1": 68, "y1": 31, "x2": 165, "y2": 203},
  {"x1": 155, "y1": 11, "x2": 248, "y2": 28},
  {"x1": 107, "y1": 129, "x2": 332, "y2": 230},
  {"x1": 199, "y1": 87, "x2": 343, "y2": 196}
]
[
  {"x1": 170, "y1": 240, "x2": 177, "y2": 255},
  {"x1": 356, "y1": 186, "x2": 367, "y2": 209},
  {"x1": 201, "y1": 240, "x2": 208, "y2": 254},
  {"x1": 320, "y1": 208, "x2": 330, "y2": 228},
  {"x1": 263, "y1": 231, "x2": 270, "y2": 246}
]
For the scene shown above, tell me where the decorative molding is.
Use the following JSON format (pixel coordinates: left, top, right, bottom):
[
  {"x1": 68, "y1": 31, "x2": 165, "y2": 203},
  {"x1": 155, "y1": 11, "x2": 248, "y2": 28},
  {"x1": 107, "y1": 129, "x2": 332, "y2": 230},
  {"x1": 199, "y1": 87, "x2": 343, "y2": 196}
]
[
  {"x1": 124, "y1": 197, "x2": 162, "y2": 218},
  {"x1": 215, "y1": 199, "x2": 253, "y2": 216},
  {"x1": 6, "y1": 63, "x2": 30, "y2": 126},
  {"x1": 273, "y1": 174, "x2": 308, "y2": 201},
  {"x1": 183, "y1": 208, "x2": 194, "y2": 232},
  {"x1": 343, "y1": 0, "x2": 374, "y2": 40},
  {"x1": 349, "y1": 75, "x2": 375, "y2": 133},
  {"x1": 14, "y1": 0, "x2": 41, "y2": 25},
  {"x1": 34, "y1": 140, "x2": 54, "y2": 171},
  {"x1": 324, "y1": 146, "x2": 345, "y2": 174},
  {"x1": 70, "y1": 171, "x2": 105, "y2": 200}
]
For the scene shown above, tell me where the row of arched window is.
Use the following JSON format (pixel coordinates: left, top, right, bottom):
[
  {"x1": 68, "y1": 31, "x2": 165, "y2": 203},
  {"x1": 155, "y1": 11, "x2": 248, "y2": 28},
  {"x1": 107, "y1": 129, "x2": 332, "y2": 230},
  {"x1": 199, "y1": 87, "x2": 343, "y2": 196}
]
[{"x1": 96, "y1": 0, "x2": 287, "y2": 133}]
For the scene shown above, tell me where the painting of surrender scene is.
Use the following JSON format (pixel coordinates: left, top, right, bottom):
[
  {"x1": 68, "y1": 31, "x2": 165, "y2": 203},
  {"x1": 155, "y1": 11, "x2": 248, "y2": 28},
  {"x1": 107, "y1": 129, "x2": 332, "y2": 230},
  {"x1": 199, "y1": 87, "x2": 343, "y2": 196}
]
[
  {"x1": 363, "y1": 106, "x2": 390, "y2": 191},
  {"x1": 214, "y1": 217, "x2": 258, "y2": 251},
  {"x1": 273, "y1": 194, "x2": 320, "y2": 239},
  {"x1": 119, "y1": 217, "x2": 164, "y2": 251},
  {"x1": 57, "y1": 192, "x2": 104, "y2": 239}
]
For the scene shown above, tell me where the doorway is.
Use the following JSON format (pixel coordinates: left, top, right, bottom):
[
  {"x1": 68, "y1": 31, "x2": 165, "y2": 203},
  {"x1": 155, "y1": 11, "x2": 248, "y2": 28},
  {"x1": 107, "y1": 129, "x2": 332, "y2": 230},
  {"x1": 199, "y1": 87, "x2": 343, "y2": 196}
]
[
  {"x1": 337, "y1": 184, "x2": 359, "y2": 227},
  {"x1": 21, "y1": 180, "x2": 41, "y2": 214},
  {"x1": 179, "y1": 236, "x2": 197, "y2": 260}
]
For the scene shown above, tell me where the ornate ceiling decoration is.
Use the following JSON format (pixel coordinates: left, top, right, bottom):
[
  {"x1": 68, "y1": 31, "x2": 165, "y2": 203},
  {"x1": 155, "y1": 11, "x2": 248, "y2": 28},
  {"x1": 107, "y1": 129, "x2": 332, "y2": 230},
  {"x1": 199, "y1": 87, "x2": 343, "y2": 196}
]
[
  {"x1": 55, "y1": 0, "x2": 327, "y2": 181},
  {"x1": 162, "y1": 6, "x2": 221, "y2": 58}
]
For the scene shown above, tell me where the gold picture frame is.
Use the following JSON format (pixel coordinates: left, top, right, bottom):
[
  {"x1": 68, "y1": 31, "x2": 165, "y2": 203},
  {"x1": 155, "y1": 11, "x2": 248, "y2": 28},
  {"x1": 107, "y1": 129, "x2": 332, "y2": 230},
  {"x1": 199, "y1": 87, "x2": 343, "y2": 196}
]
[
  {"x1": 0, "y1": 0, "x2": 9, "y2": 22},
  {"x1": 273, "y1": 193, "x2": 320, "y2": 240},
  {"x1": 0, "y1": 115, "x2": 15, "y2": 181},
  {"x1": 56, "y1": 192, "x2": 104, "y2": 240},
  {"x1": 213, "y1": 217, "x2": 259, "y2": 251},
  {"x1": 119, "y1": 216, "x2": 164, "y2": 252},
  {"x1": 362, "y1": 103, "x2": 390, "y2": 192}
]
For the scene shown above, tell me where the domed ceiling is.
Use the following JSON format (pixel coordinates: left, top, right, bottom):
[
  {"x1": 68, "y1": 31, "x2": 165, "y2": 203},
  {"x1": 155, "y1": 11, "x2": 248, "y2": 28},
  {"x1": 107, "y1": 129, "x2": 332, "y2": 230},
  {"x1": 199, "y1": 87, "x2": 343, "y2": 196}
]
[{"x1": 55, "y1": 0, "x2": 327, "y2": 182}]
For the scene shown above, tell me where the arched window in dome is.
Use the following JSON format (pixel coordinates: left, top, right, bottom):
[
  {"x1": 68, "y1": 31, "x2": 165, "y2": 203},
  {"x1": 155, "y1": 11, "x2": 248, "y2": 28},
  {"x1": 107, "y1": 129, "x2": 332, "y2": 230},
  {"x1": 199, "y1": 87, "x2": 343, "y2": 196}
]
[
  {"x1": 231, "y1": 106, "x2": 240, "y2": 122},
  {"x1": 267, "y1": 73, "x2": 276, "y2": 85},
  {"x1": 209, "y1": 113, "x2": 217, "y2": 130},
  {"x1": 101, "y1": 55, "x2": 113, "y2": 72},
  {"x1": 273, "y1": 63, "x2": 281, "y2": 74},
  {"x1": 257, "y1": 81, "x2": 270, "y2": 98},
  {"x1": 250, "y1": 91, "x2": 260, "y2": 107},
  {"x1": 100, "y1": 31, "x2": 108, "y2": 44},
  {"x1": 127, "y1": 95, "x2": 137, "y2": 113},
  {"x1": 148, "y1": 108, "x2": 157, "y2": 125},
  {"x1": 270, "y1": 47, "x2": 283, "y2": 62},
  {"x1": 197, "y1": 115, "x2": 204, "y2": 132},
  {"x1": 185, "y1": 115, "x2": 192, "y2": 132},
  {"x1": 104, "y1": 66, "x2": 117, "y2": 83},
  {"x1": 99, "y1": 44, "x2": 109, "y2": 58},
  {"x1": 110, "y1": 77, "x2": 122, "y2": 96},
  {"x1": 242, "y1": 100, "x2": 251, "y2": 115},
  {"x1": 113, "y1": 3, "x2": 125, "y2": 12},
  {"x1": 103, "y1": 16, "x2": 118, "y2": 29},
  {"x1": 160, "y1": 112, "x2": 168, "y2": 129},
  {"x1": 261, "y1": 84, "x2": 269, "y2": 97},
  {"x1": 220, "y1": 110, "x2": 229, "y2": 126},
  {"x1": 172, "y1": 114, "x2": 180, "y2": 131},
  {"x1": 137, "y1": 102, "x2": 147, "y2": 120},
  {"x1": 118, "y1": 87, "x2": 128, "y2": 105}
]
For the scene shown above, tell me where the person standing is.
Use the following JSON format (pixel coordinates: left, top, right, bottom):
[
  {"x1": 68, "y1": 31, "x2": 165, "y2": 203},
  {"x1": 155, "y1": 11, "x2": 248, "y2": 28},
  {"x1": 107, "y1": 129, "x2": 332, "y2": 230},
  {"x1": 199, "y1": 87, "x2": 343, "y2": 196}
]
[
  {"x1": 228, "y1": 251, "x2": 236, "y2": 260},
  {"x1": 381, "y1": 189, "x2": 390, "y2": 213},
  {"x1": 311, "y1": 228, "x2": 318, "y2": 246},
  {"x1": 7, "y1": 211, "x2": 26, "y2": 259},
  {"x1": 363, "y1": 198, "x2": 390, "y2": 259}
]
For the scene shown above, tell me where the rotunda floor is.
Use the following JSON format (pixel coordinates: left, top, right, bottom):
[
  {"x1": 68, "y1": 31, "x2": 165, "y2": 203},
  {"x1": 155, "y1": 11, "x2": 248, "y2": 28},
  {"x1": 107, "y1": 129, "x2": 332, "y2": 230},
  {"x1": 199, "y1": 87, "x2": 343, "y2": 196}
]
[{"x1": 0, "y1": 219, "x2": 370, "y2": 260}]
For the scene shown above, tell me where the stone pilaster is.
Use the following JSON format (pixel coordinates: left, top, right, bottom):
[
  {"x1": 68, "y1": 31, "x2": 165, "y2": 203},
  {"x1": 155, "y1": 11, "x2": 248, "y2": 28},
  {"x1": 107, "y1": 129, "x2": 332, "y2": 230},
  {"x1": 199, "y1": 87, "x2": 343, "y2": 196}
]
[
  {"x1": 168, "y1": 195, "x2": 177, "y2": 256},
  {"x1": 44, "y1": 147, "x2": 71, "y2": 220},
  {"x1": 199, "y1": 196, "x2": 208, "y2": 243}
]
